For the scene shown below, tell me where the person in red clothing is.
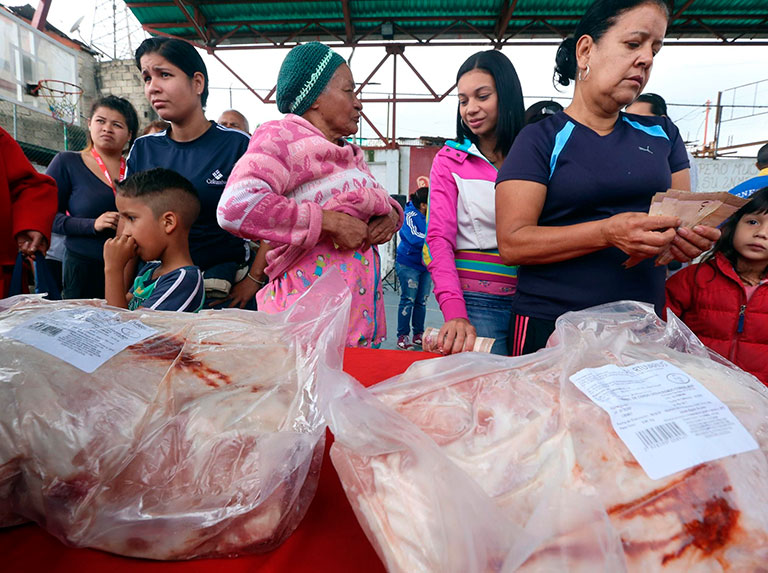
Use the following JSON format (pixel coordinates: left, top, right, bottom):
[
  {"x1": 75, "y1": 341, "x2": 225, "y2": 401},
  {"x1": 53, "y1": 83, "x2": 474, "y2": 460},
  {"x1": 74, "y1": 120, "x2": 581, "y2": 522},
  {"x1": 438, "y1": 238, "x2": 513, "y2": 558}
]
[
  {"x1": 665, "y1": 187, "x2": 768, "y2": 385},
  {"x1": 0, "y1": 127, "x2": 58, "y2": 299}
]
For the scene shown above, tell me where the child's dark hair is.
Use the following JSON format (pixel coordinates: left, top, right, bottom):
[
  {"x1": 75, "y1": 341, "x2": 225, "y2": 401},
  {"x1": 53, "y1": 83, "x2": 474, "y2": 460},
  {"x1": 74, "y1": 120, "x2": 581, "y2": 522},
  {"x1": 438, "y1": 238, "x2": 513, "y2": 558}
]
[
  {"x1": 554, "y1": 0, "x2": 669, "y2": 87},
  {"x1": 135, "y1": 37, "x2": 209, "y2": 108},
  {"x1": 632, "y1": 93, "x2": 668, "y2": 116},
  {"x1": 142, "y1": 119, "x2": 170, "y2": 135},
  {"x1": 86, "y1": 95, "x2": 139, "y2": 150},
  {"x1": 411, "y1": 186, "x2": 429, "y2": 210},
  {"x1": 455, "y1": 50, "x2": 525, "y2": 157},
  {"x1": 116, "y1": 168, "x2": 200, "y2": 228},
  {"x1": 706, "y1": 187, "x2": 768, "y2": 268}
]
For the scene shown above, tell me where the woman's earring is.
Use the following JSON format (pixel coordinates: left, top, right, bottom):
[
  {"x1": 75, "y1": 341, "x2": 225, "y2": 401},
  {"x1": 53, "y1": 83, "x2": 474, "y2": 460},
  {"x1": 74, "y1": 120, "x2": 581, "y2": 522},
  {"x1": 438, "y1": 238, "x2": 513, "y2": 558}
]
[
  {"x1": 460, "y1": 118, "x2": 469, "y2": 131},
  {"x1": 578, "y1": 64, "x2": 590, "y2": 82}
]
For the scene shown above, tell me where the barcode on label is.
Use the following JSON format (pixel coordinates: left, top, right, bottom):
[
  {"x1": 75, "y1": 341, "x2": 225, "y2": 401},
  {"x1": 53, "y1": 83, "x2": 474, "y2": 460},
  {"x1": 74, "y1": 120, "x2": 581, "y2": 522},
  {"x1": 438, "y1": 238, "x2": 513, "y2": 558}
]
[
  {"x1": 636, "y1": 421, "x2": 686, "y2": 449},
  {"x1": 27, "y1": 322, "x2": 63, "y2": 336}
]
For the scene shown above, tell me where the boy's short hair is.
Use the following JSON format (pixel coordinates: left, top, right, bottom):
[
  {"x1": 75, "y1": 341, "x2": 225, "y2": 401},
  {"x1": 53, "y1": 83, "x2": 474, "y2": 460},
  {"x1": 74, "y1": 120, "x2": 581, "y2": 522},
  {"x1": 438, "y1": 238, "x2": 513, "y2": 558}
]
[{"x1": 116, "y1": 168, "x2": 200, "y2": 228}]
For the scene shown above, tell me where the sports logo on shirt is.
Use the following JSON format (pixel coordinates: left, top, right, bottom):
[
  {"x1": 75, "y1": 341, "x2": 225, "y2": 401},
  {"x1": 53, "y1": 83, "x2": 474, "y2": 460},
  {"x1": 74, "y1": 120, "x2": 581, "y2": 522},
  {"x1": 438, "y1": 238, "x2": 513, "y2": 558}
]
[{"x1": 206, "y1": 169, "x2": 226, "y2": 185}]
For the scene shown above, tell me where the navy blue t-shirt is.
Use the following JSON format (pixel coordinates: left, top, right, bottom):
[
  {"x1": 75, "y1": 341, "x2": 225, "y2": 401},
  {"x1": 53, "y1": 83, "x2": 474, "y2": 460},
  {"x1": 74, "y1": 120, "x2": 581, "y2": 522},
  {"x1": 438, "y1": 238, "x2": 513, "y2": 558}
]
[
  {"x1": 496, "y1": 111, "x2": 689, "y2": 321},
  {"x1": 126, "y1": 122, "x2": 250, "y2": 271},
  {"x1": 130, "y1": 261, "x2": 204, "y2": 312},
  {"x1": 49, "y1": 151, "x2": 116, "y2": 261}
]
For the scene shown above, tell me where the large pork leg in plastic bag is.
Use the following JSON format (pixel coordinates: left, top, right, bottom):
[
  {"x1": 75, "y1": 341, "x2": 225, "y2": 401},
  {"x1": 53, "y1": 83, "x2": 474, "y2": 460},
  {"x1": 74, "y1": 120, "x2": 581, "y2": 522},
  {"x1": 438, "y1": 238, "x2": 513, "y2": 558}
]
[
  {"x1": 0, "y1": 270, "x2": 350, "y2": 560},
  {"x1": 323, "y1": 301, "x2": 768, "y2": 572}
]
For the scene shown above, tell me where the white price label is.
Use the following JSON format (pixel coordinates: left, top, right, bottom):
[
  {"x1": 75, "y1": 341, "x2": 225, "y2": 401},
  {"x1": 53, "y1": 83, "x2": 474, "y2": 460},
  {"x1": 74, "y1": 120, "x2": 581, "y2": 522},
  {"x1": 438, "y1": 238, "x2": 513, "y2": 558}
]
[
  {"x1": 8, "y1": 308, "x2": 157, "y2": 373},
  {"x1": 570, "y1": 360, "x2": 758, "y2": 480}
]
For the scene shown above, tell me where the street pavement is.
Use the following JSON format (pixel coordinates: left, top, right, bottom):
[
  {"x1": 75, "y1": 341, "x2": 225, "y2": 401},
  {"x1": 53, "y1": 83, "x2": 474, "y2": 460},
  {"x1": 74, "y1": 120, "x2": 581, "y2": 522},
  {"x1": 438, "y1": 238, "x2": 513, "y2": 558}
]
[{"x1": 378, "y1": 279, "x2": 443, "y2": 350}]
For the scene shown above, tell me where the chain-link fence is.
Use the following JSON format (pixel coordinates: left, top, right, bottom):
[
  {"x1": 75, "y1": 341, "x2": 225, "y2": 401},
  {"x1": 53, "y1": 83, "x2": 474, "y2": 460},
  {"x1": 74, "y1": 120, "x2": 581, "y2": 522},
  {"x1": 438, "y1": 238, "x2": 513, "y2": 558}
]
[{"x1": 0, "y1": 97, "x2": 88, "y2": 168}]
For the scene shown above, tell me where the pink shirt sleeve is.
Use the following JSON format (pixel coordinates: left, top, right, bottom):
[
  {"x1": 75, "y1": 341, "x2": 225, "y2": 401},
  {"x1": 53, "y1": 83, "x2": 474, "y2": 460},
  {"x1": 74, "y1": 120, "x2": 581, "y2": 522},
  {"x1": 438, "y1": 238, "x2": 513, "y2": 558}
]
[
  {"x1": 217, "y1": 122, "x2": 324, "y2": 249},
  {"x1": 425, "y1": 152, "x2": 467, "y2": 322}
]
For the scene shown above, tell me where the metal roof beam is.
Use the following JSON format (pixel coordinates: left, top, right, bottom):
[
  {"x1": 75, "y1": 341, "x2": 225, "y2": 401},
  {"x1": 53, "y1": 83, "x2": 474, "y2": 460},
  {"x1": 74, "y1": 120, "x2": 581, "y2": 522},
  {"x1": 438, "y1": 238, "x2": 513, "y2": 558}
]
[
  {"x1": 210, "y1": 51, "x2": 273, "y2": 104},
  {"x1": 316, "y1": 23, "x2": 346, "y2": 44},
  {"x1": 694, "y1": 18, "x2": 729, "y2": 43},
  {"x1": 210, "y1": 24, "x2": 243, "y2": 46},
  {"x1": 672, "y1": 0, "x2": 697, "y2": 19},
  {"x1": 245, "y1": 24, "x2": 277, "y2": 46},
  {"x1": 393, "y1": 22, "x2": 426, "y2": 44},
  {"x1": 359, "y1": 111, "x2": 390, "y2": 147},
  {"x1": 340, "y1": 0, "x2": 354, "y2": 43},
  {"x1": 399, "y1": 52, "x2": 438, "y2": 98},
  {"x1": 135, "y1": 11, "x2": 768, "y2": 29},
  {"x1": 355, "y1": 52, "x2": 392, "y2": 96},
  {"x1": 495, "y1": 0, "x2": 520, "y2": 44},
  {"x1": 172, "y1": 0, "x2": 210, "y2": 44},
  {"x1": 31, "y1": 0, "x2": 52, "y2": 31}
]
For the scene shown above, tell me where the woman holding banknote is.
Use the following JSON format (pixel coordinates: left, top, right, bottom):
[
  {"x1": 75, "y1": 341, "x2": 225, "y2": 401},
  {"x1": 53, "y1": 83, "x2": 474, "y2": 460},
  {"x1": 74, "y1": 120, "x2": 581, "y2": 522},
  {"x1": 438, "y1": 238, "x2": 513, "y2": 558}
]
[{"x1": 495, "y1": 0, "x2": 720, "y2": 355}]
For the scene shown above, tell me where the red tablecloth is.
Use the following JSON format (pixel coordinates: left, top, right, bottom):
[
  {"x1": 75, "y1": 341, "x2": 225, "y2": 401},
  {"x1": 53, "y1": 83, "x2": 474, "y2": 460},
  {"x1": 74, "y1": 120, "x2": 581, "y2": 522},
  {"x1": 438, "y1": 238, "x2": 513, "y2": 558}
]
[{"x1": 0, "y1": 348, "x2": 437, "y2": 572}]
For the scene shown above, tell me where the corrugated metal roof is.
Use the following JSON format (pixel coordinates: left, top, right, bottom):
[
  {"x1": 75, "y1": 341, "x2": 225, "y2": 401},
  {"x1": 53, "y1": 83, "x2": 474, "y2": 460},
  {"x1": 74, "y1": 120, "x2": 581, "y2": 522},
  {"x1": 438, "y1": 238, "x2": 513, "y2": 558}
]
[{"x1": 125, "y1": 1, "x2": 768, "y2": 48}]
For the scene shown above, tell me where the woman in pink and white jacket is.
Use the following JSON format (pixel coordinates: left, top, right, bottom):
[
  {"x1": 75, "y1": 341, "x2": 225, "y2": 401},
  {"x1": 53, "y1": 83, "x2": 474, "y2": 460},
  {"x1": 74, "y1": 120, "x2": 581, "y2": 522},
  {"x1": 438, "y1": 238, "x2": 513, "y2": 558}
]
[
  {"x1": 217, "y1": 43, "x2": 403, "y2": 348},
  {"x1": 425, "y1": 50, "x2": 525, "y2": 355}
]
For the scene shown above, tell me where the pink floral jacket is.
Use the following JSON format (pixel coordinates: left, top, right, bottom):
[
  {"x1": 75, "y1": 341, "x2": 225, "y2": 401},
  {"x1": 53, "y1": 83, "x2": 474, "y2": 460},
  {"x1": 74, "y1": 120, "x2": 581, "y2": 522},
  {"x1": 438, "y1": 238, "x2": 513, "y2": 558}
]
[{"x1": 217, "y1": 114, "x2": 402, "y2": 279}]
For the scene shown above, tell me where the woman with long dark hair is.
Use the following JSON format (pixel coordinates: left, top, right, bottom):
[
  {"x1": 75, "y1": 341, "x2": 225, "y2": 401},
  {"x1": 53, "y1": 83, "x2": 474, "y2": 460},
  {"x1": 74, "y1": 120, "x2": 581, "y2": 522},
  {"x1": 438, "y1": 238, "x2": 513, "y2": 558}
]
[
  {"x1": 424, "y1": 50, "x2": 525, "y2": 355},
  {"x1": 49, "y1": 95, "x2": 138, "y2": 299},
  {"x1": 128, "y1": 37, "x2": 261, "y2": 309},
  {"x1": 496, "y1": 0, "x2": 720, "y2": 355}
]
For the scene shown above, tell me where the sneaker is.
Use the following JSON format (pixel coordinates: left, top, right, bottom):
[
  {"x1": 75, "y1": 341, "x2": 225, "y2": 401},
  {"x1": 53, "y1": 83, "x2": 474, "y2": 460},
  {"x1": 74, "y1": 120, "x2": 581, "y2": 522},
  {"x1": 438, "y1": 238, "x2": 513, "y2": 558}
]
[
  {"x1": 412, "y1": 333, "x2": 423, "y2": 346},
  {"x1": 397, "y1": 335, "x2": 413, "y2": 350}
]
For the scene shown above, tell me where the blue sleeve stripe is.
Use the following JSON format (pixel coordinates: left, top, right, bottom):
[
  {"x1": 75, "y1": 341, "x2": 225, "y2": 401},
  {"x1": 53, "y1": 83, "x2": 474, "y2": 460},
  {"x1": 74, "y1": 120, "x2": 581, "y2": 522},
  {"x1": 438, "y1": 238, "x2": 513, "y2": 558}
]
[
  {"x1": 549, "y1": 121, "x2": 575, "y2": 180},
  {"x1": 621, "y1": 116, "x2": 669, "y2": 140}
]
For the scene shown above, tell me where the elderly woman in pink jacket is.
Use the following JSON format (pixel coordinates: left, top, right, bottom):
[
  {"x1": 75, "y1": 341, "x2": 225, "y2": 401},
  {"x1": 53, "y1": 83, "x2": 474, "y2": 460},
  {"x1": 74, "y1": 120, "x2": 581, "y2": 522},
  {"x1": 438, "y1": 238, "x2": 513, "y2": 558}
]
[{"x1": 218, "y1": 42, "x2": 403, "y2": 347}]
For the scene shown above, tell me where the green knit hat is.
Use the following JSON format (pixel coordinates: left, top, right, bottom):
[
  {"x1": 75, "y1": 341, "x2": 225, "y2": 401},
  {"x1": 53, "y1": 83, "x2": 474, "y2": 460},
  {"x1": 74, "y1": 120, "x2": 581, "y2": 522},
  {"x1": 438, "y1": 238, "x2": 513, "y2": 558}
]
[{"x1": 276, "y1": 42, "x2": 346, "y2": 116}]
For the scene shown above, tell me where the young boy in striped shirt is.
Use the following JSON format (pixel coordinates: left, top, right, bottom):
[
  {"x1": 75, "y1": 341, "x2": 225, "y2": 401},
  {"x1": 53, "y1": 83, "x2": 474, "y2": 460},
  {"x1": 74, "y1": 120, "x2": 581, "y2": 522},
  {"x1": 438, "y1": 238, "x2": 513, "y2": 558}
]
[{"x1": 104, "y1": 168, "x2": 205, "y2": 312}]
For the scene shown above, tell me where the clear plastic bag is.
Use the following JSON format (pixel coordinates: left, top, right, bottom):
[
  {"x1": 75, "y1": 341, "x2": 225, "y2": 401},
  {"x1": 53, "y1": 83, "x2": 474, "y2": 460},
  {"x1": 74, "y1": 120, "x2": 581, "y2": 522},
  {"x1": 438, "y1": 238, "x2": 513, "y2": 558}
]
[
  {"x1": 0, "y1": 270, "x2": 350, "y2": 560},
  {"x1": 323, "y1": 301, "x2": 768, "y2": 572}
]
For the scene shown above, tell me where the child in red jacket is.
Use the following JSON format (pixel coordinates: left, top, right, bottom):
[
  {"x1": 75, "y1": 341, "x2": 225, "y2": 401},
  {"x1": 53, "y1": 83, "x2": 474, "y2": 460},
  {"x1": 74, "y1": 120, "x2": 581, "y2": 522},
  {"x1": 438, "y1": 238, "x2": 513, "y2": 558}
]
[{"x1": 665, "y1": 187, "x2": 768, "y2": 385}]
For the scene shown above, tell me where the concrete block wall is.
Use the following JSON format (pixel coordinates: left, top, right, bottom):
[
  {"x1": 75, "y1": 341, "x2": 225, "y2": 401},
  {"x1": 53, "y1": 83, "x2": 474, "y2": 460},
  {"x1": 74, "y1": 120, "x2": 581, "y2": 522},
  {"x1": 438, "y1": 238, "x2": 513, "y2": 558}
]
[{"x1": 96, "y1": 59, "x2": 157, "y2": 130}]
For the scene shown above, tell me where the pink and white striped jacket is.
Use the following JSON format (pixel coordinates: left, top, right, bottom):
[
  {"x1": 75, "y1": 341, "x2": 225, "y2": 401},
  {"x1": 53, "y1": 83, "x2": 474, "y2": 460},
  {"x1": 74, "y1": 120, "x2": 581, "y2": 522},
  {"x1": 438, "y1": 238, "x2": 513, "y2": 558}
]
[
  {"x1": 424, "y1": 141, "x2": 517, "y2": 322},
  {"x1": 217, "y1": 114, "x2": 402, "y2": 279}
]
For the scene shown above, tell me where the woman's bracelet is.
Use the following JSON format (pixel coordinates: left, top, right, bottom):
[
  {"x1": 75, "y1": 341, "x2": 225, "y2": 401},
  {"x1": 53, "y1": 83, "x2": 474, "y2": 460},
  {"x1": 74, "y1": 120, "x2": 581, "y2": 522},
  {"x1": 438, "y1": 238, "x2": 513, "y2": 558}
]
[{"x1": 246, "y1": 272, "x2": 266, "y2": 286}]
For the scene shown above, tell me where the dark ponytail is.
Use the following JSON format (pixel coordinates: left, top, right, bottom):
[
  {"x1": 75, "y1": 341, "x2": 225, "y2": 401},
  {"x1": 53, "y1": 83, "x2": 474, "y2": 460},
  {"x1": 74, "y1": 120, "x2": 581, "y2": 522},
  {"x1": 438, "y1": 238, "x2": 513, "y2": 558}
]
[
  {"x1": 554, "y1": 38, "x2": 578, "y2": 87},
  {"x1": 553, "y1": 0, "x2": 669, "y2": 87}
]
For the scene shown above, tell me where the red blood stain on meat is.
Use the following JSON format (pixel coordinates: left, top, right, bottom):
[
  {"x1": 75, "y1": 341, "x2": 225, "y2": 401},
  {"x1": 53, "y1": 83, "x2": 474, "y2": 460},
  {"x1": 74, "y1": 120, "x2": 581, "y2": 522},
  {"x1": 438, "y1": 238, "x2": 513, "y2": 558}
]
[
  {"x1": 47, "y1": 473, "x2": 97, "y2": 502},
  {"x1": 663, "y1": 497, "x2": 739, "y2": 564},
  {"x1": 126, "y1": 537, "x2": 149, "y2": 551},
  {"x1": 129, "y1": 335, "x2": 231, "y2": 387},
  {"x1": 477, "y1": 409, "x2": 493, "y2": 426},
  {"x1": 609, "y1": 464, "x2": 740, "y2": 565}
]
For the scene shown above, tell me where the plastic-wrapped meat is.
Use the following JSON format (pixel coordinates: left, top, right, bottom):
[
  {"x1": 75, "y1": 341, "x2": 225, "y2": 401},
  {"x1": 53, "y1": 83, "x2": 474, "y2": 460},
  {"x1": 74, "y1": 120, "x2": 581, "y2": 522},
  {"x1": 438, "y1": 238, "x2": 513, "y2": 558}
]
[
  {"x1": 0, "y1": 271, "x2": 350, "y2": 560},
  {"x1": 324, "y1": 301, "x2": 768, "y2": 572}
]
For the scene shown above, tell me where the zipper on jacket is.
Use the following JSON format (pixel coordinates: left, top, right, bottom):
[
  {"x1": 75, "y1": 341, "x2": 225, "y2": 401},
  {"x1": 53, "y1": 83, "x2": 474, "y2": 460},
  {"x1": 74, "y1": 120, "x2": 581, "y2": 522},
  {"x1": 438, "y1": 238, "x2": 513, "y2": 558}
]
[
  {"x1": 730, "y1": 302, "x2": 747, "y2": 363},
  {"x1": 737, "y1": 304, "x2": 746, "y2": 333}
]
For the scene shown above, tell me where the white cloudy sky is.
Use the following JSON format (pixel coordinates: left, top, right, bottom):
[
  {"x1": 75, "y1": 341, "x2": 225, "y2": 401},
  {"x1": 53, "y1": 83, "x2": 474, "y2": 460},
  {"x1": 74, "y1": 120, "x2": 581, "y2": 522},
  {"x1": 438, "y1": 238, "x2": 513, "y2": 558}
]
[{"x1": 32, "y1": 0, "x2": 768, "y2": 157}]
